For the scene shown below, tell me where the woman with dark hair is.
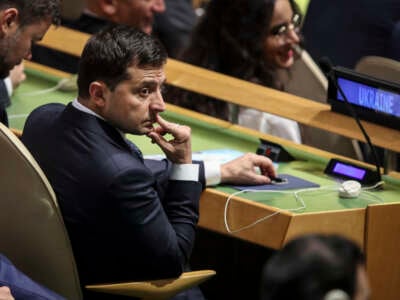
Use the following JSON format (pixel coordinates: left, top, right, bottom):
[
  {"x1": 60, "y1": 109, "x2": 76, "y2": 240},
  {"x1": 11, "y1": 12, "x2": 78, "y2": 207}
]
[
  {"x1": 167, "y1": 0, "x2": 303, "y2": 142},
  {"x1": 260, "y1": 234, "x2": 371, "y2": 300}
]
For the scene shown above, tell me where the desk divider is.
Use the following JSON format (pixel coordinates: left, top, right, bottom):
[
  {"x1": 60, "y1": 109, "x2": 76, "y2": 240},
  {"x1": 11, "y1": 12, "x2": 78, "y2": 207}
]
[{"x1": 36, "y1": 26, "x2": 400, "y2": 155}]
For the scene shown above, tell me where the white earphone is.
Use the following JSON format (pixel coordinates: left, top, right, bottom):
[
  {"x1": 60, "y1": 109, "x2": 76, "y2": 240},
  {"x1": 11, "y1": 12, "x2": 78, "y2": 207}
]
[{"x1": 338, "y1": 180, "x2": 362, "y2": 198}]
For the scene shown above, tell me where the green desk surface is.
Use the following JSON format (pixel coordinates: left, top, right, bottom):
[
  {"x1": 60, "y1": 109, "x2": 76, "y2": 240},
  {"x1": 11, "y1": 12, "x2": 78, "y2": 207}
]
[{"x1": 10, "y1": 68, "x2": 400, "y2": 214}]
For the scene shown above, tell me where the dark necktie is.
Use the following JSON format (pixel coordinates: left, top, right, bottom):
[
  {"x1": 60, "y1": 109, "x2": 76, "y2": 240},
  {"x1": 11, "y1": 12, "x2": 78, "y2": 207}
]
[{"x1": 126, "y1": 139, "x2": 143, "y2": 161}]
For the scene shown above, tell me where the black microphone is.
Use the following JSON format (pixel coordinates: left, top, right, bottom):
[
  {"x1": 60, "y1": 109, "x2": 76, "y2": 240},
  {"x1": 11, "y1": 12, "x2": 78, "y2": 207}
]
[
  {"x1": 318, "y1": 57, "x2": 382, "y2": 184},
  {"x1": 318, "y1": 57, "x2": 334, "y2": 78}
]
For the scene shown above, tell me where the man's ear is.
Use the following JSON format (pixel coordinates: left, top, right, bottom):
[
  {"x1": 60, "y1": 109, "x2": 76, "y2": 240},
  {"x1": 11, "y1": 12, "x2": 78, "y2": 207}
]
[
  {"x1": 0, "y1": 8, "x2": 19, "y2": 35},
  {"x1": 89, "y1": 81, "x2": 108, "y2": 108},
  {"x1": 98, "y1": 0, "x2": 118, "y2": 17}
]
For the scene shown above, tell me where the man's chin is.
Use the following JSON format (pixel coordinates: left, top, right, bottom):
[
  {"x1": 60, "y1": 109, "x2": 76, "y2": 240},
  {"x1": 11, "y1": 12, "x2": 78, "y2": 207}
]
[{"x1": 127, "y1": 128, "x2": 152, "y2": 136}]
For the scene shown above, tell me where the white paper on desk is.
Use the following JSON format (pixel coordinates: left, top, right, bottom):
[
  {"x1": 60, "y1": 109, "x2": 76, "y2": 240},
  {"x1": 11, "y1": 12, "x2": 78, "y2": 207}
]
[{"x1": 144, "y1": 149, "x2": 244, "y2": 164}]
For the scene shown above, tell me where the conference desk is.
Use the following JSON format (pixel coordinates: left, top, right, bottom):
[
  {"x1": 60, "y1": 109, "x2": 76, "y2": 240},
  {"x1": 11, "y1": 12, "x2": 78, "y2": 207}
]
[
  {"x1": 37, "y1": 26, "x2": 400, "y2": 164},
  {"x1": 10, "y1": 65, "x2": 400, "y2": 299}
]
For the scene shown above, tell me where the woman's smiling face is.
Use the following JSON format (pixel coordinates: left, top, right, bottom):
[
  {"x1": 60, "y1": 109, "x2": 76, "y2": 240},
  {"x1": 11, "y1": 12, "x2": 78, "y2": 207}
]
[{"x1": 263, "y1": 0, "x2": 300, "y2": 69}]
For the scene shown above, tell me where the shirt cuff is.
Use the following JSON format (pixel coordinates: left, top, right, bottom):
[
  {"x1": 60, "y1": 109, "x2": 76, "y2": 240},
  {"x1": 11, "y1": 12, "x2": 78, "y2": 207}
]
[
  {"x1": 4, "y1": 77, "x2": 12, "y2": 97},
  {"x1": 204, "y1": 161, "x2": 221, "y2": 186},
  {"x1": 170, "y1": 164, "x2": 199, "y2": 182}
]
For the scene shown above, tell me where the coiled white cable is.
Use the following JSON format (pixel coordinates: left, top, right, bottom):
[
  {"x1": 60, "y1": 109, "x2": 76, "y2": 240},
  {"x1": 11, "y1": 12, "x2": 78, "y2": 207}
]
[{"x1": 224, "y1": 182, "x2": 384, "y2": 234}]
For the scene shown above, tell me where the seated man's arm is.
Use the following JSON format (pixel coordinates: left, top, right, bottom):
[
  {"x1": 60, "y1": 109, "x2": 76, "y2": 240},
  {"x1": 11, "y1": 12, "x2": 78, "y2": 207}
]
[
  {"x1": 110, "y1": 165, "x2": 202, "y2": 278},
  {"x1": 112, "y1": 114, "x2": 201, "y2": 278},
  {"x1": 0, "y1": 254, "x2": 65, "y2": 300}
]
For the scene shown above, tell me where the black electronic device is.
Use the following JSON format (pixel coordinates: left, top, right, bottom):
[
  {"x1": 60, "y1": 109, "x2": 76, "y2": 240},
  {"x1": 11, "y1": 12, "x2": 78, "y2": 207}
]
[
  {"x1": 256, "y1": 140, "x2": 294, "y2": 162},
  {"x1": 327, "y1": 65, "x2": 400, "y2": 130},
  {"x1": 320, "y1": 57, "x2": 382, "y2": 184},
  {"x1": 324, "y1": 158, "x2": 381, "y2": 185}
]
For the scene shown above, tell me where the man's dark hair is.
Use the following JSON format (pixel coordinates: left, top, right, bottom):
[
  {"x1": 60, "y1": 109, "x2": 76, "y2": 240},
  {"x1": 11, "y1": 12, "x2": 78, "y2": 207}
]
[
  {"x1": 0, "y1": 0, "x2": 61, "y2": 26},
  {"x1": 78, "y1": 25, "x2": 168, "y2": 98},
  {"x1": 260, "y1": 234, "x2": 365, "y2": 300}
]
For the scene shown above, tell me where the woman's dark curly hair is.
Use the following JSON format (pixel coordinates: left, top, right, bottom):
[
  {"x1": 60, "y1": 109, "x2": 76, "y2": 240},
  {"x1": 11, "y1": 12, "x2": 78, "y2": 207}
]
[{"x1": 167, "y1": 0, "x2": 301, "y2": 120}]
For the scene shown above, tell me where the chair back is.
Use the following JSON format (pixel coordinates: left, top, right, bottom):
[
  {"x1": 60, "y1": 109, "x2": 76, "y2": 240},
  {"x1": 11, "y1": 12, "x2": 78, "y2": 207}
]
[
  {"x1": 355, "y1": 56, "x2": 400, "y2": 85},
  {"x1": 284, "y1": 48, "x2": 328, "y2": 103},
  {"x1": 0, "y1": 123, "x2": 82, "y2": 299},
  {"x1": 285, "y1": 49, "x2": 362, "y2": 160}
]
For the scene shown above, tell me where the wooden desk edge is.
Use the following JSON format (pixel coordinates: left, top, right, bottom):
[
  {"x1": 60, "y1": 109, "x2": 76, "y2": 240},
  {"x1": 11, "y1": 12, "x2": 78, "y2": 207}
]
[{"x1": 37, "y1": 25, "x2": 400, "y2": 153}]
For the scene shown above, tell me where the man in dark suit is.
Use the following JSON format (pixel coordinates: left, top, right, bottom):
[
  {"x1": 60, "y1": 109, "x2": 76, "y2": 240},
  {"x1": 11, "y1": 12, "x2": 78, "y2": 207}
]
[
  {"x1": 0, "y1": 0, "x2": 60, "y2": 126},
  {"x1": 302, "y1": 0, "x2": 400, "y2": 68},
  {"x1": 22, "y1": 25, "x2": 276, "y2": 300}
]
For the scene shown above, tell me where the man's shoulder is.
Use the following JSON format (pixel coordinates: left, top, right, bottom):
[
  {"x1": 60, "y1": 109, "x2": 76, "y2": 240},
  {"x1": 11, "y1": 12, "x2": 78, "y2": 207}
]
[
  {"x1": 24, "y1": 103, "x2": 65, "y2": 128},
  {"x1": 22, "y1": 103, "x2": 66, "y2": 142},
  {"x1": 29, "y1": 103, "x2": 66, "y2": 118}
]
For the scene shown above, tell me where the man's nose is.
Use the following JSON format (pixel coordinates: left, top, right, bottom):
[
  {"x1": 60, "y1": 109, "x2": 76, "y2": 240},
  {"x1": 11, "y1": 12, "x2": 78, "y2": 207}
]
[{"x1": 151, "y1": 91, "x2": 166, "y2": 112}]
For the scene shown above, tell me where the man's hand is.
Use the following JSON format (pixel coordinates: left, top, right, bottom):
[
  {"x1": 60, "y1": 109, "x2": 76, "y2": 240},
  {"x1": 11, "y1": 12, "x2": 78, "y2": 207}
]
[
  {"x1": 147, "y1": 115, "x2": 192, "y2": 164},
  {"x1": 220, "y1": 153, "x2": 277, "y2": 185},
  {"x1": 0, "y1": 287, "x2": 14, "y2": 300},
  {"x1": 9, "y1": 63, "x2": 26, "y2": 90}
]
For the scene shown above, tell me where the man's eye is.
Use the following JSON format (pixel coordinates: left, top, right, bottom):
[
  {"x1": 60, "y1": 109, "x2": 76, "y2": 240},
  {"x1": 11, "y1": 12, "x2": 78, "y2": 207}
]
[{"x1": 140, "y1": 88, "x2": 150, "y2": 96}]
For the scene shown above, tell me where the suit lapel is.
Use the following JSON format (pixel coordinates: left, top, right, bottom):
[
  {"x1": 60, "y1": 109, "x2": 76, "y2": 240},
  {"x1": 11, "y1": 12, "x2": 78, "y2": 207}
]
[{"x1": 62, "y1": 103, "x2": 142, "y2": 159}]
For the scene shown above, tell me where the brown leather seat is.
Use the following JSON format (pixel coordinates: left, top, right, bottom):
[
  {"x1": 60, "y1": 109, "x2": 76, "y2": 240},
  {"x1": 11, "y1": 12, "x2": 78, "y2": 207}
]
[{"x1": 355, "y1": 55, "x2": 400, "y2": 84}]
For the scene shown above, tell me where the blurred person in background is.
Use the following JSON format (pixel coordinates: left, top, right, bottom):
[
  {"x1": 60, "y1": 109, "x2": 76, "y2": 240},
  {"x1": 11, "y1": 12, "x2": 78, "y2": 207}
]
[
  {"x1": 32, "y1": 0, "x2": 166, "y2": 73},
  {"x1": 0, "y1": 0, "x2": 60, "y2": 126},
  {"x1": 167, "y1": 0, "x2": 303, "y2": 143},
  {"x1": 260, "y1": 234, "x2": 370, "y2": 300},
  {"x1": 153, "y1": 0, "x2": 198, "y2": 58},
  {"x1": 302, "y1": 0, "x2": 400, "y2": 68}
]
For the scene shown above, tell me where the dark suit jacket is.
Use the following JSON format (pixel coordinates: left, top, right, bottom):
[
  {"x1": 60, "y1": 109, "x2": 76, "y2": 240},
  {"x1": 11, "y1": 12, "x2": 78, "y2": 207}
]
[
  {"x1": 21, "y1": 103, "x2": 204, "y2": 295},
  {"x1": 302, "y1": 0, "x2": 400, "y2": 68},
  {"x1": 0, "y1": 80, "x2": 9, "y2": 126}
]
